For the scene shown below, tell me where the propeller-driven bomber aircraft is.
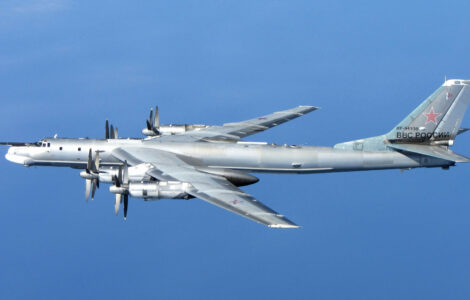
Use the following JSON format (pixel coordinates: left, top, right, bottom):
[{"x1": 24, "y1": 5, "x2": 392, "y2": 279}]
[{"x1": 2, "y1": 79, "x2": 470, "y2": 228}]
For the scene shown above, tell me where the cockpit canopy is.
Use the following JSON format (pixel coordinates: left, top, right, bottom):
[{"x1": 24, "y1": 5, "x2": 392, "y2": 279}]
[{"x1": 37, "y1": 139, "x2": 50, "y2": 147}]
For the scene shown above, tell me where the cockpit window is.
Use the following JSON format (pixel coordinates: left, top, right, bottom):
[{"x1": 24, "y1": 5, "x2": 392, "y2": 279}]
[{"x1": 36, "y1": 139, "x2": 46, "y2": 147}]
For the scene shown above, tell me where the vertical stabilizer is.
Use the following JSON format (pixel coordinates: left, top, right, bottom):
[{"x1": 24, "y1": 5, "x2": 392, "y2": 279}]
[
  {"x1": 386, "y1": 79, "x2": 470, "y2": 145},
  {"x1": 335, "y1": 79, "x2": 470, "y2": 151}
]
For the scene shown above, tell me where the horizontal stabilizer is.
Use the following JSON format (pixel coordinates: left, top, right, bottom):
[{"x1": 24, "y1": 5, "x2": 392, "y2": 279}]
[
  {"x1": 458, "y1": 128, "x2": 469, "y2": 135},
  {"x1": 387, "y1": 143, "x2": 470, "y2": 163}
]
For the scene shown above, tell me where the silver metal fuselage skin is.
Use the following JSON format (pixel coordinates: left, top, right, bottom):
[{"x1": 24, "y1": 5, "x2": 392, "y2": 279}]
[{"x1": 5, "y1": 138, "x2": 451, "y2": 173}]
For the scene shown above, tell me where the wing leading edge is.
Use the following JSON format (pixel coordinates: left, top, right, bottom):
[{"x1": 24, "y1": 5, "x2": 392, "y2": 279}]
[
  {"x1": 111, "y1": 147, "x2": 299, "y2": 228},
  {"x1": 145, "y1": 105, "x2": 317, "y2": 143}
]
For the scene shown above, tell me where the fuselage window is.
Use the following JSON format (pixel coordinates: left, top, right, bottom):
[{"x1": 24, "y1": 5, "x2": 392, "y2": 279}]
[
  {"x1": 47, "y1": 143, "x2": 50, "y2": 147},
  {"x1": 59, "y1": 147, "x2": 63, "y2": 151},
  {"x1": 78, "y1": 147, "x2": 81, "y2": 151},
  {"x1": 42, "y1": 144, "x2": 46, "y2": 147}
]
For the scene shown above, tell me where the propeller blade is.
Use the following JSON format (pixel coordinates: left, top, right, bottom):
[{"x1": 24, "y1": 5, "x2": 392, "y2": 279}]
[
  {"x1": 105, "y1": 119, "x2": 109, "y2": 139},
  {"x1": 123, "y1": 160, "x2": 129, "y2": 186},
  {"x1": 91, "y1": 179, "x2": 97, "y2": 200},
  {"x1": 85, "y1": 179, "x2": 91, "y2": 202},
  {"x1": 94, "y1": 151, "x2": 100, "y2": 172},
  {"x1": 112, "y1": 175, "x2": 118, "y2": 186},
  {"x1": 123, "y1": 194, "x2": 128, "y2": 220},
  {"x1": 154, "y1": 106, "x2": 159, "y2": 128},
  {"x1": 115, "y1": 194, "x2": 121, "y2": 215},
  {"x1": 87, "y1": 149, "x2": 93, "y2": 171},
  {"x1": 117, "y1": 166, "x2": 122, "y2": 187},
  {"x1": 149, "y1": 107, "x2": 154, "y2": 130},
  {"x1": 110, "y1": 125, "x2": 115, "y2": 139},
  {"x1": 92, "y1": 152, "x2": 100, "y2": 196}
]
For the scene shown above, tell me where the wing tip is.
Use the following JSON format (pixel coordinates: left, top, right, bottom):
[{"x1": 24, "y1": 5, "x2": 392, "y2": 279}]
[
  {"x1": 298, "y1": 105, "x2": 320, "y2": 111},
  {"x1": 268, "y1": 224, "x2": 301, "y2": 229}
]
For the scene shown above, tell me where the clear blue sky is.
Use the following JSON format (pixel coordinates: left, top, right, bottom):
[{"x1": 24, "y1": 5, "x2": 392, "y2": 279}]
[{"x1": 1, "y1": 1, "x2": 470, "y2": 299}]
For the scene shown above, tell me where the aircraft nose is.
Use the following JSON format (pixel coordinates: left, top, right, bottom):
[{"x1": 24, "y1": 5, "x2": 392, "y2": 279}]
[
  {"x1": 6, "y1": 146, "x2": 22, "y2": 156},
  {"x1": 5, "y1": 147, "x2": 32, "y2": 166},
  {"x1": 6, "y1": 146, "x2": 15, "y2": 157}
]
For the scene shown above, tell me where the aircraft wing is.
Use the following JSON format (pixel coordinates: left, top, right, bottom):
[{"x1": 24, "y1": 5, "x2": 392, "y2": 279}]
[
  {"x1": 147, "y1": 105, "x2": 317, "y2": 142},
  {"x1": 111, "y1": 147, "x2": 299, "y2": 228}
]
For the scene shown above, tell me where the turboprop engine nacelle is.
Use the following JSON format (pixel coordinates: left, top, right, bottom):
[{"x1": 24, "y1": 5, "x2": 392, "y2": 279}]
[
  {"x1": 83, "y1": 163, "x2": 152, "y2": 184},
  {"x1": 141, "y1": 128, "x2": 156, "y2": 136},
  {"x1": 110, "y1": 181, "x2": 192, "y2": 200},
  {"x1": 197, "y1": 167, "x2": 259, "y2": 187},
  {"x1": 142, "y1": 124, "x2": 211, "y2": 136},
  {"x1": 80, "y1": 171, "x2": 99, "y2": 180}
]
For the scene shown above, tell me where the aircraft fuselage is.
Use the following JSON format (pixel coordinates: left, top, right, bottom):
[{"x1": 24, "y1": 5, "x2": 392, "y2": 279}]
[{"x1": 5, "y1": 138, "x2": 451, "y2": 173}]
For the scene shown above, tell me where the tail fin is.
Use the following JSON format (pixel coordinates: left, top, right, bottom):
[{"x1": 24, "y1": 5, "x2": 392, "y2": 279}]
[
  {"x1": 334, "y1": 79, "x2": 470, "y2": 152},
  {"x1": 386, "y1": 79, "x2": 470, "y2": 145}
]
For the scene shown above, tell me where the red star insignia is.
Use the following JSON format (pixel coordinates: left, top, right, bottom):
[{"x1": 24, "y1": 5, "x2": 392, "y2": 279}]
[
  {"x1": 424, "y1": 107, "x2": 440, "y2": 124},
  {"x1": 232, "y1": 200, "x2": 239, "y2": 205},
  {"x1": 258, "y1": 117, "x2": 267, "y2": 120}
]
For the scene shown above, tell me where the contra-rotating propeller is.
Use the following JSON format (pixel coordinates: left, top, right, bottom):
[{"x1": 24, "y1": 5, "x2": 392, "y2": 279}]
[
  {"x1": 111, "y1": 160, "x2": 129, "y2": 220},
  {"x1": 80, "y1": 149, "x2": 100, "y2": 201},
  {"x1": 105, "y1": 119, "x2": 119, "y2": 139},
  {"x1": 146, "y1": 106, "x2": 160, "y2": 135}
]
